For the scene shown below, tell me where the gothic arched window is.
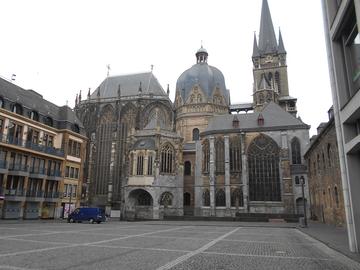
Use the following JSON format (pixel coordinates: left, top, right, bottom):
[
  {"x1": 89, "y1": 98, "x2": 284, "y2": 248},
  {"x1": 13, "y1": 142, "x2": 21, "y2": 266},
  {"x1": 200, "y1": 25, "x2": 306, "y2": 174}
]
[
  {"x1": 259, "y1": 93, "x2": 264, "y2": 104},
  {"x1": 334, "y1": 186, "x2": 339, "y2": 208},
  {"x1": 327, "y1": 143, "x2": 332, "y2": 167},
  {"x1": 215, "y1": 138, "x2": 224, "y2": 174},
  {"x1": 160, "y1": 143, "x2": 174, "y2": 174},
  {"x1": 248, "y1": 134, "x2": 281, "y2": 201},
  {"x1": 147, "y1": 154, "x2": 153, "y2": 175},
  {"x1": 275, "y1": 71, "x2": 281, "y2": 93},
  {"x1": 202, "y1": 140, "x2": 210, "y2": 174},
  {"x1": 291, "y1": 138, "x2": 302, "y2": 164},
  {"x1": 160, "y1": 192, "x2": 173, "y2": 207},
  {"x1": 231, "y1": 188, "x2": 244, "y2": 207},
  {"x1": 215, "y1": 189, "x2": 226, "y2": 207},
  {"x1": 230, "y1": 137, "x2": 241, "y2": 173},
  {"x1": 203, "y1": 189, "x2": 210, "y2": 206},
  {"x1": 137, "y1": 154, "x2": 144, "y2": 175},
  {"x1": 184, "y1": 192, "x2": 191, "y2": 206},
  {"x1": 192, "y1": 128, "x2": 200, "y2": 141},
  {"x1": 184, "y1": 161, "x2": 191, "y2": 176}
]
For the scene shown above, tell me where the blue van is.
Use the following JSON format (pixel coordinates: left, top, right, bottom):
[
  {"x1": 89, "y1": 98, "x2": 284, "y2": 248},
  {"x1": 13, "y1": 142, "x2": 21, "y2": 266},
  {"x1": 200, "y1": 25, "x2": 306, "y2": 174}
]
[{"x1": 67, "y1": 207, "x2": 106, "y2": 224}]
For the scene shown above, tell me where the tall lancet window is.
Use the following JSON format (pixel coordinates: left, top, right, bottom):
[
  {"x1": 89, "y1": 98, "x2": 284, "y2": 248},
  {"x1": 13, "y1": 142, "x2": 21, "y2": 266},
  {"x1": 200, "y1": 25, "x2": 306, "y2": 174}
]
[
  {"x1": 202, "y1": 140, "x2": 210, "y2": 174},
  {"x1": 248, "y1": 134, "x2": 281, "y2": 201},
  {"x1": 160, "y1": 143, "x2": 174, "y2": 174},
  {"x1": 215, "y1": 138, "x2": 224, "y2": 174},
  {"x1": 291, "y1": 138, "x2": 302, "y2": 164}
]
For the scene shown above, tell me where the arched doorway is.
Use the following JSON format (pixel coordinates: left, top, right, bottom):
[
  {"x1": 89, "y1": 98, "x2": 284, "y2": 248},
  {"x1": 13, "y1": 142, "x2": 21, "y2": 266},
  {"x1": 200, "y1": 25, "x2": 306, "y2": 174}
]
[
  {"x1": 128, "y1": 189, "x2": 154, "y2": 220},
  {"x1": 183, "y1": 192, "x2": 193, "y2": 216}
]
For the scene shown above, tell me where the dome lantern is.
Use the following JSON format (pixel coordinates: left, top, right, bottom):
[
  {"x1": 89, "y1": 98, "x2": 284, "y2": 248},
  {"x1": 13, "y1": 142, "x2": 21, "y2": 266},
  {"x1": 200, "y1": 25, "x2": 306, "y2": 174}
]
[{"x1": 196, "y1": 46, "x2": 208, "y2": 64}]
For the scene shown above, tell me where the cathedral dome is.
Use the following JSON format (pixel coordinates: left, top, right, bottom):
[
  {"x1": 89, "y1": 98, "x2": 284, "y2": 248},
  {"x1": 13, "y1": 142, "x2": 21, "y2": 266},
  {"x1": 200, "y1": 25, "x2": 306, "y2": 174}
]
[{"x1": 176, "y1": 47, "x2": 229, "y2": 105}]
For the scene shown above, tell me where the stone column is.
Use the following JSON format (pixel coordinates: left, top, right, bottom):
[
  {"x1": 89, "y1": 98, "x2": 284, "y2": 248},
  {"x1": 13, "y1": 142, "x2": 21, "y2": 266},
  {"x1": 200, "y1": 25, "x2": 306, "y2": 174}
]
[
  {"x1": 132, "y1": 153, "x2": 137, "y2": 176},
  {"x1": 209, "y1": 136, "x2": 215, "y2": 216},
  {"x1": 240, "y1": 133, "x2": 249, "y2": 212},
  {"x1": 224, "y1": 136, "x2": 231, "y2": 213},
  {"x1": 194, "y1": 140, "x2": 202, "y2": 215},
  {"x1": 144, "y1": 153, "x2": 148, "y2": 176}
]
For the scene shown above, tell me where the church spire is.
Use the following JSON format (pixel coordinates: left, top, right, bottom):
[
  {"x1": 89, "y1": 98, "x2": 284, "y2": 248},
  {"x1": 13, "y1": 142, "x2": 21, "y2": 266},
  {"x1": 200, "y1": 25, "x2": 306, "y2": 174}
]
[
  {"x1": 258, "y1": 0, "x2": 277, "y2": 54},
  {"x1": 252, "y1": 32, "x2": 260, "y2": 58},
  {"x1": 278, "y1": 29, "x2": 286, "y2": 54}
]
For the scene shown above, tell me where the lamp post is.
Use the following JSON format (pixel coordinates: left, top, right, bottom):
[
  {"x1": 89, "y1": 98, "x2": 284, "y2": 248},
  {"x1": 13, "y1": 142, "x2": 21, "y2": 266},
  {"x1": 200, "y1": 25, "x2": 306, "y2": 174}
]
[{"x1": 301, "y1": 177, "x2": 308, "y2": 227}]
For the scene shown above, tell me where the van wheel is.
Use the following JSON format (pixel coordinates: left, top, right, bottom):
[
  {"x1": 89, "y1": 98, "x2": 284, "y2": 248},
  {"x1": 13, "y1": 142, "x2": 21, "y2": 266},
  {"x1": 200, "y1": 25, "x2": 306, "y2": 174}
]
[
  {"x1": 69, "y1": 218, "x2": 74, "y2": 223},
  {"x1": 97, "y1": 221, "x2": 101, "y2": 224},
  {"x1": 89, "y1": 218, "x2": 94, "y2": 224}
]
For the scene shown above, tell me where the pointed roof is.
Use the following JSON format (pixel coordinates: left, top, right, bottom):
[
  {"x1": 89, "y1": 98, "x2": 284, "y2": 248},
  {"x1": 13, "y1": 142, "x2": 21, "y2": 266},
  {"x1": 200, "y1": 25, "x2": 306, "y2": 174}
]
[
  {"x1": 252, "y1": 33, "x2": 260, "y2": 58},
  {"x1": 204, "y1": 102, "x2": 309, "y2": 133},
  {"x1": 278, "y1": 29, "x2": 286, "y2": 54},
  {"x1": 258, "y1": 0, "x2": 277, "y2": 54}
]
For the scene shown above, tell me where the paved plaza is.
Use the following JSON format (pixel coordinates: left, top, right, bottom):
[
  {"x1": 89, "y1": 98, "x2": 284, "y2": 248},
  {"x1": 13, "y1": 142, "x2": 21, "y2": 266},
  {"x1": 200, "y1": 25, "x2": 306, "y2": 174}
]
[{"x1": 0, "y1": 220, "x2": 359, "y2": 270}]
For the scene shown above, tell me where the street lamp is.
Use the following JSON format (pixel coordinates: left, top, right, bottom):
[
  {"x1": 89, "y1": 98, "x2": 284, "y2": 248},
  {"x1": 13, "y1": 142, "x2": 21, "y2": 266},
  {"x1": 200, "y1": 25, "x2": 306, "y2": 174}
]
[{"x1": 301, "y1": 176, "x2": 308, "y2": 227}]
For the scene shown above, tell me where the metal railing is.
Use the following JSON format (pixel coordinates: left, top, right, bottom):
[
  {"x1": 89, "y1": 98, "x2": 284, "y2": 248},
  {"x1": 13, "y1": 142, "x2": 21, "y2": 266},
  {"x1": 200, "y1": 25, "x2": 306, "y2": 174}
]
[
  {"x1": 0, "y1": 134, "x2": 64, "y2": 157},
  {"x1": 29, "y1": 167, "x2": 46, "y2": 175},
  {"x1": 26, "y1": 190, "x2": 44, "y2": 197},
  {"x1": 47, "y1": 169, "x2": 62, "y2": 177},
  {"x1": 8, "y1": 163, "x2": 29, "y2": 172},
  {"x1": 0, "y1": 160, "x2": 7, "y2": 169},
  {"x1": 44, "y1": 191, "x2": 60, "y2": 198},
  {"x1": 5, "y1": 189, "x2": 25, "y2": 196}
]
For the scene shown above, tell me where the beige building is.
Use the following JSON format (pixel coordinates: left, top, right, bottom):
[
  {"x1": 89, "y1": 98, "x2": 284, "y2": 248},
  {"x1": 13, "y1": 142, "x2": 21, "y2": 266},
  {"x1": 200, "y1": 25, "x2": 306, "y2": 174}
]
[{"x1": 0, "y1": 78, "x2": 86, "y2": 219}]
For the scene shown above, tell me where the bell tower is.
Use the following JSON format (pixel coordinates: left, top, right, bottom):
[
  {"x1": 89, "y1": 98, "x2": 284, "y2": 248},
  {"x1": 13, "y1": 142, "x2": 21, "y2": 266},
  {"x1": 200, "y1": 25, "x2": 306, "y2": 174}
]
[{"x1": 252, "y1": 0, "x2": 296, "y2": 115}]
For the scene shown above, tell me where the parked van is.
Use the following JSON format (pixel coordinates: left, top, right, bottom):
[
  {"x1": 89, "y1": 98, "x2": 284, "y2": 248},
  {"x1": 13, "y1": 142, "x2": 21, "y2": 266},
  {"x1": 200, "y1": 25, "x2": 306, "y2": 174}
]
[{"x1": 67, "y1": 207, "x2": 106, "y2": 224}]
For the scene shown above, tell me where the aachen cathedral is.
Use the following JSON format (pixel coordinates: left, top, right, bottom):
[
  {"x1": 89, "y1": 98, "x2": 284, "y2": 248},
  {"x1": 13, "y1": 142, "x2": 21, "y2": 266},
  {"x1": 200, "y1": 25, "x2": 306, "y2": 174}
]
[{"x1": 75, "y1": 0, "x2": 310, "y2": 220}]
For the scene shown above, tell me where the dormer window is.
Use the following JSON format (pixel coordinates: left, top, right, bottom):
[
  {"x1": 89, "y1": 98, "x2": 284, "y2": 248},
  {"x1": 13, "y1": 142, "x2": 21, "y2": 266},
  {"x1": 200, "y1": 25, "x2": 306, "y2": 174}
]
[
  {"x1": 0, "y1": 97, "x2": 4, "y2": 108},
  {"x1": 72, "y1": 124, "x2": 80, "y2": 133},
  {"x1": 12, "y1": 103, "x2": 23, "y2": 115},
  {"x1": 44, "y1": 116, "x2": 53, "y2": 127},
  {"x1": 232, "y1": 116, "x2": 239, "y2": 128},
  {"x1": 29, "y1": 111, "x2": 39, "y2": 121},
  {"x1": 257, "y1": 114, "x2": 264, "y2": 126}
]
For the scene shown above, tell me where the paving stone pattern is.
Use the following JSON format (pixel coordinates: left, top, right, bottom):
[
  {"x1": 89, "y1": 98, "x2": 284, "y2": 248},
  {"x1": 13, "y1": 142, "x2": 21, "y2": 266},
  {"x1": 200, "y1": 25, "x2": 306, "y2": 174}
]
[{"x1": 0, "y1": 221, "x2": 359, "y2": 270}]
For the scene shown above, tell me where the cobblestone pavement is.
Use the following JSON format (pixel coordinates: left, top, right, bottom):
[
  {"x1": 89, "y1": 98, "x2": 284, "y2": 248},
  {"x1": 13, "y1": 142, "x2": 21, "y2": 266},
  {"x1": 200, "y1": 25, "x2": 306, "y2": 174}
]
[{"x1": 0, "y1": 221, "x2": 359, "y2": 270}]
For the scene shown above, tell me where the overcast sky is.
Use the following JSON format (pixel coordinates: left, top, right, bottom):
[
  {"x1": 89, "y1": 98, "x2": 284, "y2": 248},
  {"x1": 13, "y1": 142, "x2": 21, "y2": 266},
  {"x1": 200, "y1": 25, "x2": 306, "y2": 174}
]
[{"x1": 0, "y1": 0, "x2": 332, "y2": 136}]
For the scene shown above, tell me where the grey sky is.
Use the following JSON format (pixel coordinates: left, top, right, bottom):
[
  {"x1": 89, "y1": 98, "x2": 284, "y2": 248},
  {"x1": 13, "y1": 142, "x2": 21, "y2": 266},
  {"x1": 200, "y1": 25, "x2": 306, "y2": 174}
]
[{"x1": 0, "y1": 0, "x2": 332, "y2": 136}]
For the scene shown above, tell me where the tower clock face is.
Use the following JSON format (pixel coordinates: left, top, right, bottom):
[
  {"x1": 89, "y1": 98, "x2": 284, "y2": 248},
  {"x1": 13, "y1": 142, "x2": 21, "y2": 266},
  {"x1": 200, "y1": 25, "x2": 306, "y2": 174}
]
[{"x1": 265, "y1": 55, "x2": 273, "y2": 63}]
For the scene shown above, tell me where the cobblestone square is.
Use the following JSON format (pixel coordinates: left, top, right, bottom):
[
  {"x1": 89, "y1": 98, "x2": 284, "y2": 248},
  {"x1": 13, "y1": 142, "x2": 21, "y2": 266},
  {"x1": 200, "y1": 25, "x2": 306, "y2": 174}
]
[{"x1": 0, "y1": 221, "x2": 359, "y2": 270}]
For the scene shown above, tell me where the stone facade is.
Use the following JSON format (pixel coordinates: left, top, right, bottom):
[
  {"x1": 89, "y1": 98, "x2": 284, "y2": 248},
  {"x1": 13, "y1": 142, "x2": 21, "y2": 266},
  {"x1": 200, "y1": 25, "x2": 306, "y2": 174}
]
[
  {"x1": 305, "y1": 114, "x2": 346, "y2": 226},
  {"x1": 75, "y1": 0, "x2": 310, "y2": 220}
]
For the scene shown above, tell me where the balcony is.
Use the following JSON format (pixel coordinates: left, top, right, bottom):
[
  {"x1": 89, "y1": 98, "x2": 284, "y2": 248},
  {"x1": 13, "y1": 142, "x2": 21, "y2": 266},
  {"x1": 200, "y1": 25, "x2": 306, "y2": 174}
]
[
  {"x1": 26, "y1": 190, "x2": 44, "y2": 202},
  {"x1": 4, "y1": 188, "x2": 26, "y2": 201},
  {"x1": 47, "y1": 169, "x2": 62, "y2": 181},
  {"x1": 8, "y1": 163, "x2": 29, "y2": 176},
  {"x1": 44, "y1": 191, "x2": 60, "y2": 202},
  {"x1": 0, "y1": 134, "x2": 64, "y2": 158},
  {"x1": 29, "y1": 167, "x2": 46, "y2": 178},
  {"x1": 0, "y1": 160, "x2": 8, "y2": 174}
]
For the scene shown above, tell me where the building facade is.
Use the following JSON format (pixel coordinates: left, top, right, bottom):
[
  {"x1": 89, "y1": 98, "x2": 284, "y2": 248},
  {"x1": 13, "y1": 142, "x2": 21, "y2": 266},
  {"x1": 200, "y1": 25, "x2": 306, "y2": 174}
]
[
  {"x1": 0, "y1": 78, "x2": 87, "y2": 219},
  {"x1": 305, "y1": 108, "x2": 346, "y2": 226},
  {"x1": 322, "y1": 0, "x2": 360, "y2": 252},
  {"x1": 76, "y1": 0, "x2": 310, "y2": 220}
]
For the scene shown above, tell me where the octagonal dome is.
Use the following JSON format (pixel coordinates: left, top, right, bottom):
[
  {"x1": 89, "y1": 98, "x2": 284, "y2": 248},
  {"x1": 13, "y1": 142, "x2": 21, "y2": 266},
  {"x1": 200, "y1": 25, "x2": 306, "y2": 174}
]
[{"x1": 176, "y1": 47, "x2": 229, "y2": 105}]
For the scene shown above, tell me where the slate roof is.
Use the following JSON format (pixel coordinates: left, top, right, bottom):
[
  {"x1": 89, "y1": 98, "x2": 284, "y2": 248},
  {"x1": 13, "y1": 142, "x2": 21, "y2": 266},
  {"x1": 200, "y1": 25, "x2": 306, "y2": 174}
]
[
  {"x1": 91, "y1": 72, "x2": 166, "y2": 99},
  {"x1": 0, "y1": 77, "x2": 84, "y2": 129},
  {"x1": 204, "y1": 102, "x2": 309, "y2": 134},
  {"x1": 176, "y1": 62, "x2": 229, "y2": 104}
]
